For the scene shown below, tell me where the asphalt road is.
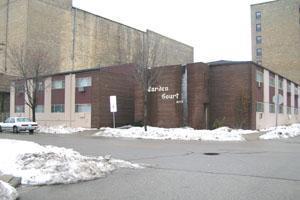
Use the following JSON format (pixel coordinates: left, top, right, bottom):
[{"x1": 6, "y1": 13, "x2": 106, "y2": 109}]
[{"x1": 1, "y1": 132, "x2": 300, "y2": 200}]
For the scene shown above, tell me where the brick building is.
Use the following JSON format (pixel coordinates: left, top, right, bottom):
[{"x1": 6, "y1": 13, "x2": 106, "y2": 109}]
[
  {"x1": 0, "y1": 0, "x2": 193, "y2": 76},
  {"x1": 251, "y1": 0, "x2": 300, "y2": 83},
  {"x1": 9, "y1": 62, "x2": 300, "y2": 130}
]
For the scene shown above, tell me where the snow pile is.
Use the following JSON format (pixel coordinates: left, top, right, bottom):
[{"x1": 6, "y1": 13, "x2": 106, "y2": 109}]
[
  {"x1": 0, "y1": 180, "x2": 18, "y2": 200},
  {"x1": 260, "y1": 123, "x2": 300, "y2": 140},
  {"x1": 94, "y1": 126, "x2": 255, "y2": 141},
  {"x1": 38, "y1": 125, "x2": 92, "y2": 134},
  {"x1": 0, "y1": 139, "x2": 142, "y2": 185}
]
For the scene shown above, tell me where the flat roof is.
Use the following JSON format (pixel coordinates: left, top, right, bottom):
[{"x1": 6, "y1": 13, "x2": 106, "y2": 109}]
[{"x1": 208, "y1": 60, "x2": 299, "y2": 86}]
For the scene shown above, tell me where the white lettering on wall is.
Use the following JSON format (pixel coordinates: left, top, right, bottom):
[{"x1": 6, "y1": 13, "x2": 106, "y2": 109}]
[{"x1": 148, "y1": 86, "x2": 169, "y2": 93}]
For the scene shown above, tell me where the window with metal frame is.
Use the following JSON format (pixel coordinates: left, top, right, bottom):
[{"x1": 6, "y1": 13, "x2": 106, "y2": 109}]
[
  {"x1": 256, "y1": 102, "x2": 264, "y2": 112},
  {"x1": 35, "y1": 105, "x2": 44, "y2": 113},
  {"x1": 75, "y1": 104, "x2": 91, "y2": 113},
  {"x1": 256, "y1": 24, "x2": 261, "y2": 32},
  {"x1": 51, "y1": 104, "x2": 65, "y2": 113},
  {"x1": 15, "y1": 105, "x2": 24, "y2": 113},
  {"x1": 256, "y1": 70, "x2": 263, "y2": 83},
  {"x1": 52, "y1": 80, "x2": 65, "y2": 89},
  {"x1": 269, "y1": 104, "x2": 275, "y2": 113},
  {"x1": 76, "y1": 77, "x2": 92, "y2": 88},
  {"x1": 256, "y1": 11, "x2": 261, "y2": 20}
]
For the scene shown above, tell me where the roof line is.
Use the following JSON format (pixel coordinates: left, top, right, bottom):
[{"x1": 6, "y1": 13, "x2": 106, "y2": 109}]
[
  {"x1": 250, "y1": 0, "x2": 279, "y2": 7},
  {"x1": 147, "y1": 30, "x2": 194, "y2": 49},
  {"x1": 72, "y1": 7, "x2": 144, "y2": 34}
]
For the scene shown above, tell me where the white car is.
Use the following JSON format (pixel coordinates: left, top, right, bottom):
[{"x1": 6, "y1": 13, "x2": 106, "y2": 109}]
[{"x1": 0, "y1": 117, "x2": 38, "y2": 134}]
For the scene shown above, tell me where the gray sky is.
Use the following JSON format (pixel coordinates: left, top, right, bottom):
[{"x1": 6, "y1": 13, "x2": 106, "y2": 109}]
[{"x1": 73, "y1": 0, "x2": 273, "y2": 63}]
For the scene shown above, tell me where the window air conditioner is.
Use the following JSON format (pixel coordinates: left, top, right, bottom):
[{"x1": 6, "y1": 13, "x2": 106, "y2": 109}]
[
  {"x1": 258, "y1": 82, "x2": 262, "y2": 87},
  {"x1": 78, "y1": 87, "x2": 85, "y2": 92}
]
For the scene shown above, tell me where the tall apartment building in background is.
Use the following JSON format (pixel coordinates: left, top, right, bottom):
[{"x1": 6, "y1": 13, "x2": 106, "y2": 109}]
[
  {"x1": 0, "y1": 0, "x2": 193, "y2": 75},
  {"x1": 251, "y1": 0, "x2": 300, "y2": 83}
]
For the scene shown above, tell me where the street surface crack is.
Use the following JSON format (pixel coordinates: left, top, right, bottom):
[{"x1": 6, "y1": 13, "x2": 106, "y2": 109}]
[{"x1": 146, "y1": 166, "x2": 300, "y2": 183}]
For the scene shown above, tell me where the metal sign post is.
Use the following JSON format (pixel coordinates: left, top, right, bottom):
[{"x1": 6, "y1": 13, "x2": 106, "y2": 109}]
[
  {"x1": 272, "y1": 94, "x2": 283, "y2": 127},
  {"x1": 110, "y1": 96, "x2": 117, "y2": 128}
]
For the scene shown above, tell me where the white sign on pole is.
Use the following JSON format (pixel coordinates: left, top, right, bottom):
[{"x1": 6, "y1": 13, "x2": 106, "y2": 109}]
[
  {"x1": 272, "y1": 94, "x2": 283, "y2": 105},
  {"x1": 110, "y1": 96, "x2": 117, "y2": 112}
]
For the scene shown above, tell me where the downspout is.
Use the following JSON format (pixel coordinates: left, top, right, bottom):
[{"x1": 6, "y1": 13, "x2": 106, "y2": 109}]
[
  {"x1": 181, "y1": 64, "x2": 188, "y2": 126},
  {"x1": 70, "y1": 8, "x2": 77, "y2": 127},
  {"x1": 4, "y1": 0, "x2": 10, "y2": 72}
]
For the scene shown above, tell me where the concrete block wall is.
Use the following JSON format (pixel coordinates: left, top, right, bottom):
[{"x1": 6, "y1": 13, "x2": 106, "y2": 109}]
[
  {"x1": 251, "y1": 0, "x2": 300, "y2": 83},
  {"x1": 0, "y1": 0, "x2": 193, "y2": 76}
]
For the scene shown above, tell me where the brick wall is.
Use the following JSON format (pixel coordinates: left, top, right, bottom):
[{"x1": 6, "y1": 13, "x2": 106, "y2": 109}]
[
  {"x1": 209, "y1": 63, "x2": 256, "y2": 129},
  {"x1": 187, "y1": 63, "x2": 209, "y2": 129},
  {"x1": 134, "y1": 63, "x2": 210, "y2": 129},
  {"x1": 148, "y1": 65, "x2": 183, "y2": 128},
  {"x1": 91, "y1": 64, "x2": 135, "y2": 128}
]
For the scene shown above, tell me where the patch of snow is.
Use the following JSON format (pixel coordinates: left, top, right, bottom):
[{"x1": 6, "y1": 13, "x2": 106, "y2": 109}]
[
  {"x1": 0, "y1": 180, "x2": 18, "y2": 200},
  {"x1": 0, "y1": 139, "x2": 142, "y2": 185},
  {"x1": 94, "y1": 126, "x2": 256, "y2": 141},
  {"x1": 259, "y1": 123, "x2": 300, "y2": 140},
  {"x1": 38, "y1": 125, "x2": 93, "y2": 134}
]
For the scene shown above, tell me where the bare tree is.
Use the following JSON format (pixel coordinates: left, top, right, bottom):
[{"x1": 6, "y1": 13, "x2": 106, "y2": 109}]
[
  {"x1": 235, "y1": 90, "x2": 251, "y2": 129},
  {"x1": 134, "y1": 34, "x2": 163, "y2": 131},
  {"x1": 8, "y1": 43, "x2": 58, "y2": 122}
]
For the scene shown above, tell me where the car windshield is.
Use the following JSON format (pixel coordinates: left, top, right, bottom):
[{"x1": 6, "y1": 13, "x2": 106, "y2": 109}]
[{"x1": 17, "y1": 118, "x2": 31, "y2": 123}]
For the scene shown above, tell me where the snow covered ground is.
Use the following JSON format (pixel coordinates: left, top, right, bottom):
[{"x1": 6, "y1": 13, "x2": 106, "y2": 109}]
[
  {"x1": 0, "y1": 139, "x2": 142, "y2": 185},
  {"x1": 38, "y1": 125, "x2": 93, "y2": 134},
  {"x1": 0, "y1": 180, "x2": 18, "y2": 200},
  {"x1": 94, "y1": 126, "x2": 255, "y2": 141},
  {"x1": 259, "y1": 123, "x2": 300, "y2": 140}
]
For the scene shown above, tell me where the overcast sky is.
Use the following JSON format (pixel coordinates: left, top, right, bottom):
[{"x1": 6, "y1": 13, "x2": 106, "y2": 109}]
[{"x1": 73, "y1": 0, "x2": 272, "y2": 63}]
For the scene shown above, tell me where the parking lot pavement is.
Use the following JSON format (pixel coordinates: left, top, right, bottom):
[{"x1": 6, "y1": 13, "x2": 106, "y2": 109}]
[{"x1": 1, "y1": 132, "x2": 300, "y2": 200}]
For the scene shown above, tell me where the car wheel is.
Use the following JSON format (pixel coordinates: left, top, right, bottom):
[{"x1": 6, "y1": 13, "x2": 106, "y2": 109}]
[
  {"x1": 13, "y1": 126, "x2": 19, "y2": 134},
  {"x1": 29, "y1": 130, "x2": 34, "y2": 135},
  {"x1": 0, "y1": 126, "x2": 2, "y2": 133}
]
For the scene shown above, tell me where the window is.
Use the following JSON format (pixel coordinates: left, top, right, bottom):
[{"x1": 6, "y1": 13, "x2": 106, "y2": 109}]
[
  {"x1": 256, "y1": 48, "x2": 262, "y2": 57},
  {"x1": 256, "y1": 24, "x2": 261, "y2": 32},
  {"x1": 256, "y1": 11, "x2": 261, "y2": 20},
  {"x1": 35, "y1": 105, "x2": 44, "y2": 113},
  {"x1": 15, "y1": 84, "x2": 24, "y2": 93},
  {"x1": 52, "y1": 80, "x2": 65, "y2": 89},
  {"x1": 256, "y1": 70, "x2": 263, "y2": 83},
  {"x1": 278, "y1": 78, "x2": 283, "y2": 90},
  {"x1": 76, "y1": 77, "x2": 91, "y2": 88},
  {"x1": 256, "y1": 36, "x2": 262, "y2": 44},
  {"x1": 15, "y1": 105, "x2": 24, "y2": 113},
  {"x1": 37, "y1": 81, "x2": 44, "y2": 91},
  {"x1": 295, "y1": 86, "x2": 298, "y2": 95},
  {"x1": 269, "y1": 104, "x2": 275, "y2": 113},
  {"x1": 269, "y1": 76, "x2": 275, "y2": 87},
  {"x1": 75, "y1": 104, "x2": 91, "y2": 112},
  {"x1": 256, "y1": 102, "x2": 264, "y2": 112},
  {"x1": 287, "y1": 83, "x2": 291, "y2": 93},
  {"x1": 287, "y1": 107, "x2": 291, "y2": 114},
  {"x1": 9, "y1": 118, "x2": 15, "y2": 123},
  {"x1": 51, "y1": 104, "x2": 65, "y2": 113},
  {"x1": 294, "y1": 108, "x2": 298, "y2": 115}
]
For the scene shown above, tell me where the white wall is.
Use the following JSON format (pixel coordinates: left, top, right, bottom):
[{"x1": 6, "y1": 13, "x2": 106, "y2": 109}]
[{"x1": 256, "y1": 70, "x2": 300, "y2": 129}]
